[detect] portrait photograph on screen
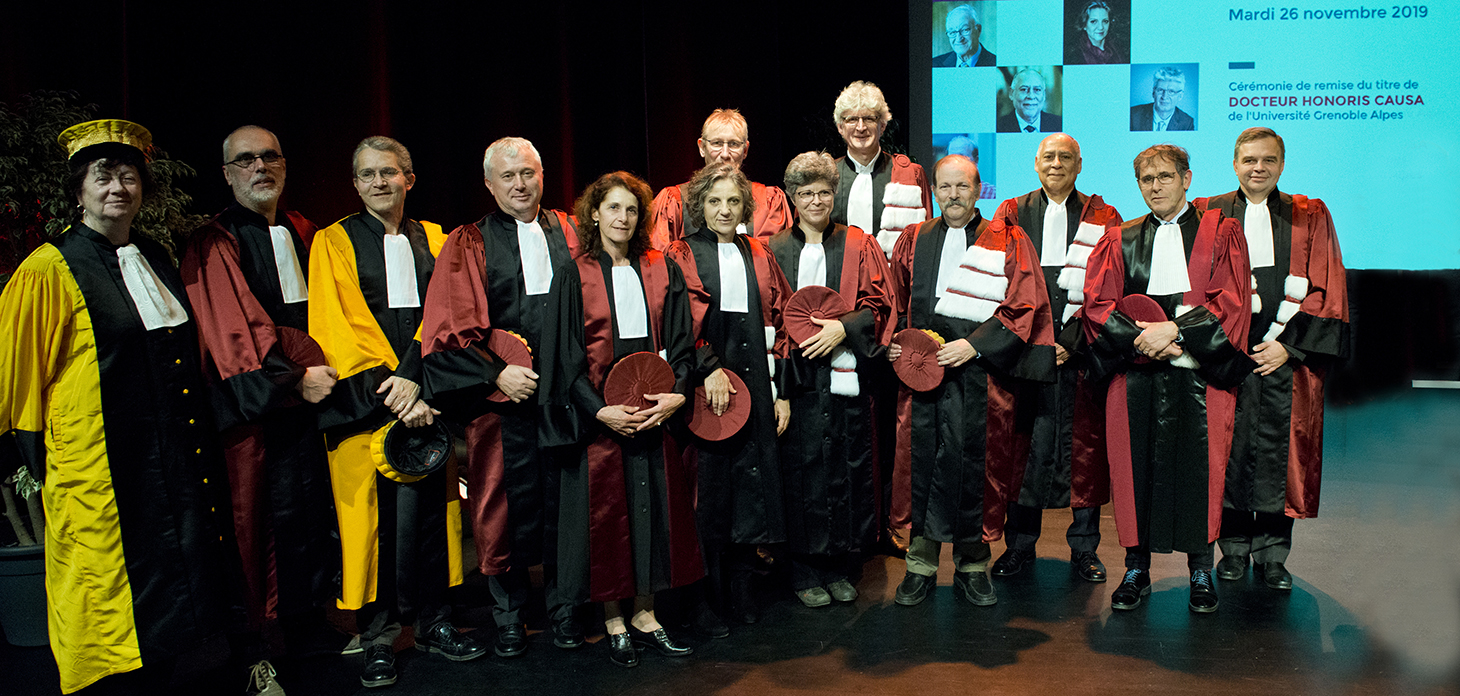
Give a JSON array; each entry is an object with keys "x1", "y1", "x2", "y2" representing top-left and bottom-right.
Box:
[
  {"x1": 933, "y1": 1, "x2": 999, "y2": 67},
  {"x1": 1064, "y1": 0, "x2": 1130, "y2": 64},
  {"x1": 933, "y1": 132, "x2": 999, "y2": 204},
  {"x1": 1129, "y1": 63, "x2": 1199, "y2": 131},
  {"x1": 996, "y1": 66, "x2": 1063, "y2": 133}
]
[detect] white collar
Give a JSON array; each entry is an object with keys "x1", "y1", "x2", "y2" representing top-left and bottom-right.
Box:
[{"x1": 848, "y1": 150, "x2": 880, "y2": 174}]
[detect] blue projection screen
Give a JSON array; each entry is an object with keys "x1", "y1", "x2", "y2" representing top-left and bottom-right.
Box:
[{"x1": 918, "y1": 0, "x2": 1458, "y2": 269}]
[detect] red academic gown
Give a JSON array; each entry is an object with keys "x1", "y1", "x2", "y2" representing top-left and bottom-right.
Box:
[
  {"x1": 537, "y1": 250, "x2": 705, "y2": 603},
  {"x1": 419, "y1": 209, "x2": 579, "y2": 575},
  {"x1": 1083, "y1": 207, "x2": 1254, "y2": 553},
  {"x1": 994, "y1": 191, "x2": 1121, "y2": 511},
  {"x1": 1196, "y1": 191, "x2": 1348, "y2": 518},
  {"x1": 768, "y1": 224, "x2": 895, "y2": 556},
  {"x1": 888, "y1": 213, "x2": 1056, "y2": 545},
  {"x1": 832, "y1": 152, "x2": 934, "y2": 259},
  {"x1": 180, "y1": 205, "x2": 337, "y2": 629},
  {"x1": 650, "y1": 181, "x2": 793, "y2": 251},
  {"x1": 665, "y1": 229, "x2": 793, "y2": 546}
]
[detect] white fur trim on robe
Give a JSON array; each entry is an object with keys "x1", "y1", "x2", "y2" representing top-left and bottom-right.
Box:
[
  {"x1": 882, "y1": 182, "x2": 925, "y2": 208},
  {"x1": 935, "y1": 245, "x2": 1007, "y2": 323},
  {"x1": 1168, "y1": 304, "x2": 1201, "y2": 370},
  {"x1": 764, "y1": 325, "x2": 779, "y2": 401},
  {"x1": 1262, "y1": 275, "x2": 1310, "y2": 343},
  {"x1": 1250, "y1": 275, "x2": 1262, "y2": 313},
  {"x1": 1057, "y1": 222, "x2": 1105, "y2": 322},
  {"x1": 829, "y1": 346, "x2": 859, "y2": 397}
]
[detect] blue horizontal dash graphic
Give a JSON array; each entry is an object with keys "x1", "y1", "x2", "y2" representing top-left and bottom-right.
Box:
[{"x1": 1229, "y1": 61, "x2": 1255, "y2": 69}]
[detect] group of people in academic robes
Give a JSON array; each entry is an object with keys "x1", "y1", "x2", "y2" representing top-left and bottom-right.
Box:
[{"x1": 0, "y1": 79, "x2": 1347, "y2": 696}]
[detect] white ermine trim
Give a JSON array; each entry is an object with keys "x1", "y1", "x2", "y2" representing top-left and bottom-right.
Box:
[
  {"x1": 876, "y1": 230, "x2": 901, "y2": 257},
  {"x1": 1284, "y1": 275, "x2": 1310, "y2": 301},
  {"x1": 948, "y1": 267, "x2": 1008, "y2": 303},
  {"x1": 963, "y1": 245, "x2": 1006, "y2": 275},
  {"x1": 764, "y1": 325, "x2": 779, "y2": 400},
  {"x1": 1073, "y1": 221, "x2": 1105, "y2": 246},
  {"x1": 882, "y1": 182, "x2": 925, "y2": 208},
  {"x1": 1057, "y1": 266, "x2": 1085, "y2": 291},
  {"x1": 829, "y1": 346, "x2": 859, "y2": 397},
  {"x1": 880, "y1": 206, "x2": 928, "y2": 231},
  {"x1": 1062, "y1": 303, "x2": 1080, "y2": 324},
  {"x1": 1063, "y1": 243, "x2": 1094, "y2": 270},
  {"x1": 1274, "y1": 299, "x2": 1301, "y2": 325},
  {"x1": 1066, "y1": 285, "x2": 1084, "y2": 303},
  {"x1": 763, "y1": 326, "x2": 777, "y2": 352},
  {"x1": 1170, "y1": 352, "x2": 1201, "y2": 370},
  {"x1": 1175, "y1": 304, "x2": 1196, "y2": 317},
  {"x1": 1262, "y1": 322, "x2": 1285, "y2": 344},
  {"x1": 1250, "y1": 275, "x2": 1261, "y2": 313},
  {"x1": 935, "y1": 292, "x2": 1000, "y2": 323}
]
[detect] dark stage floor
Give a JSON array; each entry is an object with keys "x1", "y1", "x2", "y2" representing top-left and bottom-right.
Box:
[{"x1": 5, "y1": 390, "x2": 1458, "y2": 695}]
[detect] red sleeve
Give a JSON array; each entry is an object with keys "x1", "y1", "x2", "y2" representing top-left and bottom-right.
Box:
[
  {"x1": 1299, "y1": 199, "x2": 1347, "y2": 322},
  {"x1": 996, "y1": 225, "x2": 1055, "y2": 347},
  {"x1": 1081, "y1": 226, "x2": 1127, "y2": 344},
  {"x1": 887, "y1": 223, "x2": 920, "y2": 331},
  {"x1": 650, "y1": 186, "x2": 683, "y2": 251},
  {"x1": 854, "y1": 230, "x2": 896, "y2": 346},
  {"x1": 993, "y1": 197, "x2": 1019, "y2": 228},
  {"x1": 181, "y1": 223, "x2": 279, "y2": 378},
  {"x1": 664, "y1": 240, "x2": 708, "y2": 339},
  {"x1": 755, "y1": 184, "x2": 794, "y2": 240},
  {"x1": 420, "y1": 224, "x2": 493, "y2": 356}
]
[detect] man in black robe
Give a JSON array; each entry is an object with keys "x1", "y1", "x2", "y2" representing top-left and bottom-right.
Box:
[
  {"x1": 991, "y1": 133, "x2": 1122, "y2": 583},
  {"x1": 420, "y1": 137, "x2": 583, "y2": 656}
]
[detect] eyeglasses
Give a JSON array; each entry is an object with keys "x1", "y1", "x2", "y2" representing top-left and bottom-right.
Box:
[
  {"x1": 795, "y1": 190, "x2": 834, "y2": 203},
  {"x1": 841, "y1": 115, "x2": 881, "y2": 127},
  {"x1": 703, "y1": 139, "x2": 746, "y2": 152},
  {"x1": 355, "y1": 167, "x2": 405, "y2": 183},
  {"x1": 225, "y1": 151, "x2": 284, "y2": 168},
  {"x1": 1154, "y1": 88, "x2": 1184, "y2": 98},
  {"x1": 946, "y1": 27, "x2": 973, "y2": 39},
  {"x1": 1137, "y1": 171, "x2": 1180, "y2": 187}
]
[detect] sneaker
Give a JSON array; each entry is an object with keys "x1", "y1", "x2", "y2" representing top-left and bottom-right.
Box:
[
  {"x1": 796, "y1": 587, "x2": 832, "y2": 608},
  {"x1": 246, "y1": 659, "x2": 285, "y2": 696}
]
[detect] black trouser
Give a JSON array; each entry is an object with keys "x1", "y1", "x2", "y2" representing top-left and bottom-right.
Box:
[
  {"x1": 1218, "y1": 509, "x2": 1295, "y2": 564},
  {"x1": 357, "y1": 599, "x2": 451, "y2": 648},
  {"x1": 1004, "y1": 503, "x2": 1101, "y2": 554},
  {"x1": 789, "y1": 552, "x2": 853, "y2": 591},
  {"x1": 1124, "y1": 542, "x2": 1214, "y2": 572},
  {"x1": 73, "y1": 658, "x2": 176, "y2": 695},
  {"x1": 487, "y1": 564, "x2": 574, "y2": 627}
]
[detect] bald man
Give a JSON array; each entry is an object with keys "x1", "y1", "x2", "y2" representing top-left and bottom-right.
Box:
[{"x1": 991, "y1": 134, "x2": 1123, "y2": 583}]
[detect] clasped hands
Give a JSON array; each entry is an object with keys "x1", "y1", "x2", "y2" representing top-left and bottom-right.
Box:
[
  {"x1": 377, "y1": 375, "x2": 439, "y2": 428},
  {"x1": 597, "y1": 392, "x2": 687, "y2": 437},
  {"x1": 1133, "y1": 320, "x2": 1184, "y2": 361}
]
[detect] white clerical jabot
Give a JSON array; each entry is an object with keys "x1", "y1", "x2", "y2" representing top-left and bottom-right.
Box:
[
  {"x1": 269, "y1": 225, "x2": 308, "y2": 304},
  {"x1": 718, "y1": 243, "x2": 749, "y2": 313},
  {"x1": 382, "y1": 233, "x2": 420, "y2": 308},
  {"x1": 610, "y1": 265, "x2": 649, "y2": 339},
  {"x1": 847, "y1": 151, "x2": 878, "y2": 235},
  {"x1": 517, "y1": 217, "x2": 553, "y2": 296},
  {"x1": 797, "y1": 241, "x2": 827, "y2": 290},
  {"x1": 1041, "y1": 196, "x2": 1068, "y2": 267},
  {"x1": 117, "y1": 244, "x2": 188, "y2": 330},
  {"x1": 1146, "y1": 205, "x2": 1192, "y2": 296},
  {"x1": 1244, "y1": 197, "x2": 1276, "y2": 269},
  {"x1": 934, "y1": 225, "x2": 967, "y2": 302}
]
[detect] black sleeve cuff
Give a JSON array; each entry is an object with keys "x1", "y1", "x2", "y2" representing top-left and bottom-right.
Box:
[
  {"x1": 422, "y1": 345, "x2": 504, "y2": 407},
  {"x1": 694, "y1": 343, "x2": 723, "y2": 381},
  {"x1": 1087, "y1": 310, "x2": 1142, "y2": 383},
  {"x1": 1175, "y1": 307, "x2": 1256, "y2": 389},
  {"x1": 393, "y1": 340, "x2": 424, "y2": 385},
  {"x1": 839, "y1": 308, "x2": 882, "y2": 359},
  {"x1": 212, "y1": 345, "x2": 306, "y2": 430},
  {"x1": 318, "y1": 364, "x2": 392, "y2": 435},
  {"x1": 969, "y1": 319, "x2": 1031, "y2": 378},
  {"x1": 1280, "y1": 312, "x2": 1349, "y2": 362}
]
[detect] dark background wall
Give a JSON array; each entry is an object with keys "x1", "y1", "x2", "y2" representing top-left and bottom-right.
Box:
[{"x1": 2, "y1": 1, "x2": 1456, "y2": 396}]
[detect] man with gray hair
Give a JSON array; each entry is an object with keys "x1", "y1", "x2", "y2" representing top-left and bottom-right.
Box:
[
  {"x1": 649, "y1": 108, "x2": 793, "y2": 249},
  {"x1": 420, "y1": 136, "x2": 584, "y2": 658},
  {"x1": 181, "y1": 125, "x2": 341, "y2": 693},
  {"x1": 997, "y1": 68, "x2": 1061, "y2": 133},
  {"x1": 1130, "y1": 67, "x2": 1195, "y2": 131},
  {"x1": 934, "y1": 3, "x2": 996, "y2": 67},
  {"x1": 831, "y1": 80, "x2": 931, "y2": 258}
]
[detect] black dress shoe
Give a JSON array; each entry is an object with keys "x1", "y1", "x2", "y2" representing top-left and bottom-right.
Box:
[
  {"x1": 1071, "y1": 551, "x2": 1107, "y2": 583},
  {"x1": 551, "y1": 616, "x2": 585, "y2": 649},
  {"x1": 1110, "y1": 569, "x2": 1151, "y2": 610},
  {"x1": 1189, "y1": 569, "x2": 1220, "y2": 613},
  {"x1": 607, "y1": 632, "x2": 638, "y2": 668},
  {"x1": 1259, "y1": 562, "x2": 1293, "y2": 591},
  {"x1": 494, "y1": 623, "x2": 527, "y2": 658},
  {"x1": 686, "y1": 602, "x2": 730, "y2": 639},
  {"x1": 991, "y1": 548, "x2": 1034, "y2": 577},
  {"x1": 893, "y1": 571, "x2": 934, "y2": 606},
  {"x1": 415, "y1": 621, "x2": 488, "y2": 661},
  {"x1": 1216, "y1": 554, "x2": 1248, "y2": 581},
  {"x1": 728, "y1": 576, "x2": 758, "y2": 624},
  {"x1": 360, "y1": 644, "x2": 397, "y2": 688},
  {"x1": 631, "y1": 627, "x2": 694, "y2": 657},
  {"x1": 953, "y1": 570, "x2": 997, "y2": 606}
]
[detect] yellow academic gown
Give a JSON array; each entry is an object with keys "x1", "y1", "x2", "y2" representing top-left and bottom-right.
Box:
[
  {"x1": 0, "y1": 226, "x2": 228, "y2": 693},
  {"x1": 307, "y1": 212, "x2": 462, "y2": 610}
]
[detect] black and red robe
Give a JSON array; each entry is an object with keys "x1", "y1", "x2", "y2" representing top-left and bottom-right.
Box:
[
  {"x1": 1083, "y1": 207, "x2": 1254, "y2": 554},
  {"x1": 665, "y1": 229, "x2": 793, "y2": 547},
  {"x1": 419, "y1": 209, "x2": 579, "y2": 575},
  {"x1": 537, "y1": 250, "x2": 704, "y2": 603},
  {"x1": 888, "y1": 213, "x2": 1056, "y2": 546},
  {"x1": 994, "y1": 190, "x2": 1122, "y2": 513},
  {"x1": 1196, "y1": 191, "x2": 1348, "y2": 519},
  {"x1": 180, "y1": 204, "x2": 337, "y2": 629},
  {"x1": 768, "y1": 224, "x2": 893, "y2": 557}
]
